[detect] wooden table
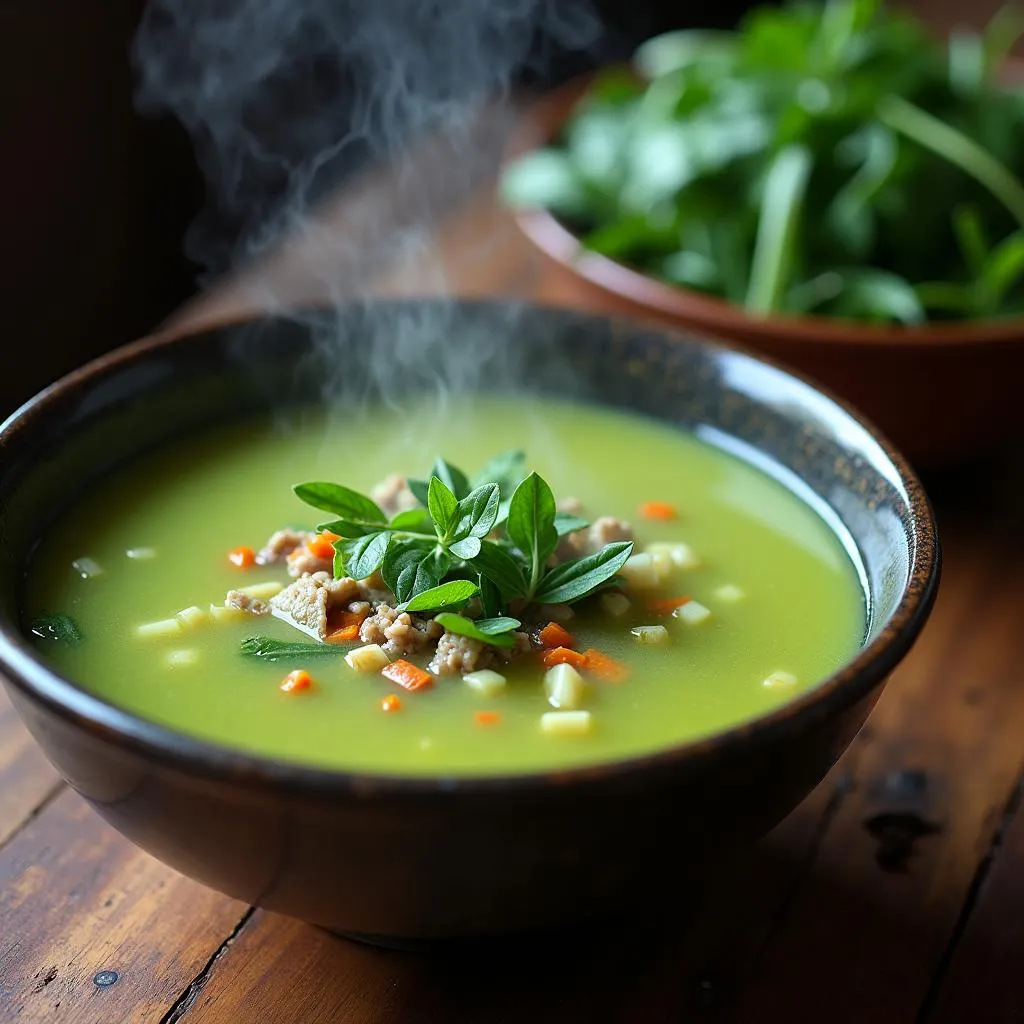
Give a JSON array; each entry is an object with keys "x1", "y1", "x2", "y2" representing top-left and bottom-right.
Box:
[{"x1": 4, "y1": 91, "x2": 1024, "y2": 1024}]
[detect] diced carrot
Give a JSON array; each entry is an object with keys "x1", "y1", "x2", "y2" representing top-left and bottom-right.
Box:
[
  {"x1": 582, "y1": 648, "x2": 630, "y2": 683},
  {"x1": 382, "y1": 659, "x2": 434, "y2": 692},
  {"x1": 538, "y1": 621, "x2": 576, "y2": 649},
  {"x1": 381, "y1": 694, "x2": 402, "y2": 713},
  {"x1": 307, "y1": 530, "x2": 342, "y2": 561},
  {"x1": 326, "y1": 623, "x2": 361, "y2": 644},
  {"x1": 228, "y1": 545, "x2": 256, "y2": 569},
  {"x1": 280, "y1": 669, "x2": 314, "y2": 694},
  {"x1": 648, "y1": 596, "x2": 692, "y2": 616},
  {"x1": 474, "y1": 710, "x2": 501, "y2": 726},
  {"x1": 639, "y1": 501, "x2": 678, "y2": 521},
  {"x1": 542, "y1": 646, "x2": 589, "y2": 670}
]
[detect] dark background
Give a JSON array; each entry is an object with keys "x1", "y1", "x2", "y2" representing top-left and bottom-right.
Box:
[{"x1": 0, "y1": 0, "x2": 989, "y2": 416}]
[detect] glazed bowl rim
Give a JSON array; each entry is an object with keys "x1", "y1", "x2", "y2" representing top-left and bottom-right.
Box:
[
  {"x1": 507, "y1": 70, "x2": 1024, "y2": 350},
  {"x1": 0, "y1": 300, "x2": 940, "y2": 797}
]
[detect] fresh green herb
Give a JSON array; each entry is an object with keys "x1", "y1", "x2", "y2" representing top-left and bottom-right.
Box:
[
  {"x1": 240, "y1": 636, "x2": 351, "y2": 660},
  {"x1": 292, "y1": 452, "x2": 634, "y2": 632},
  {"x1": 434, "y1": 613, "x2": 522, "y2": 647},
  {"x1": 30, "y1": 613, "x2": 83, "y2": 645},
  {"x1": 501, "y1": 0, "x2": 1024, "y2": 323}
]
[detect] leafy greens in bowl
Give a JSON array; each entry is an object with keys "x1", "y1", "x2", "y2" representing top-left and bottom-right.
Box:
[{"x1": 502, "y1": 0, "x2": 1024, "y2": 326}]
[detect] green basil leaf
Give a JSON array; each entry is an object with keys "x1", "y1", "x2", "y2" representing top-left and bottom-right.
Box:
[
  {"x1": 389, "y1": 508, "x2": 433, "y2": 532},
  {"x1": 472, "y1": 450, "x2": 527, "y2": 497},
  {"x1": 382, "y1": 539, "x2": 447, "y2": 604},
  {"x1": 434, "y1": 612, "x2": 517, "y2": 648},
  {"x1": 293, "y1": 482, "x2": 386, "y2": 525},
  {"x1": 469, "y1": 540, "x2": 528, "y2": 600},
  {"x1": 403, "y1": 580, "x2": 479, "y2": 614},
  {"x1": 317, "y1": 518, "x2": 379, "y2": 539},
  {"x1": 507, "y1": 473, "x2": 559, "y2": 586},
  {"x1": 433, "y1": 458, "x2": 470, "y2": 500},
  {"x1": 241, "y1": 636, "x2": 348, "y2": 660},
  {"x1": 333, "y1": 540, "x2": 346, "y2": 579},
  {"x1": 534, "y1": 541, "x2": 634, "y2": 605},
  {"x1": 554, "y1": 513, "x2": 590, "y2": 537},
  {"x1": 30, "y1": 612, "x2": 82, "y2": 645},
  {"x1": 407, "y1": 478, "x2": 430, "y2": 507},
  {"x1": 427, "y1": 476, "x2": 458, "y2": 537},
  {"x1": 449, "y1": 536, "x2": 482, "y2": 560},
  {"x1": 479, "y1": 576, "x2": 503, "y2": 618},
  {"x1": 452, "y1": 483, "x2": 501, "y2": 541},
  {"x1": 340, "y1": 532, "x2": 390, "y2": 580}
]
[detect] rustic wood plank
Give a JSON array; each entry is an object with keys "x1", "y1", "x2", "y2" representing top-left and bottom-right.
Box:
[
  {"x1": 0, "y1": 788, "x2": 247, "y2": 1022},
  {"x1": 0, "y1": 686, "x2": 62, "y2": 848}
]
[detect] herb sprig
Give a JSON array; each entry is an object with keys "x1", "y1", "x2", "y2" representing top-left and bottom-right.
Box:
[{"x1": 293, "y1": 453, "x2": 633, "y2": 644}]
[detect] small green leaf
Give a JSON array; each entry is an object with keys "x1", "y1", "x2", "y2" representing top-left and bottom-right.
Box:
[
  {"x1": 451, "y1": 484, "x2": 501, "y2": 542},
  {"x1": 389, "y1": 508, "x2": 433, "y2": 532},
  {"x1": 427, "y1": 476, "x2": 458, "y2": 538},
  {"x1": 554, "y1": 513, "x2": 590, "y2": 537},
  {"x1": 30, "y1": 613, "x2": 82, "y2": 645},
  {"x1": 450, "y1": 536, "x2": 482, "y2": 560},
  {"x1": 293, "y1": 483, "x2": 386, "y2": 525},
  {"x1": 433, "y1": 458, "x2": 470, "y2": 500},
  {"x1": 407, "y1": 479, "x2": 430, "y2": 507},
  {"x1": 317, "y1": 518, "x2": 380, "y2": 539},
  {"x1": 340, "y1": 532, "x2": 391, "y2": 580},
  {"x1": 382, "y1": 540, "x2": 447, "y2": 604},
  {"x1": 472, "y1": 450, "x2": 526, "y2": 497},
  {"x1": 241, "y1": 636, "x2": 348, "y2": 660},
  {"x1": 507, "y1": 473, "x2": 559, "y2": 591},
  {"x1": 534, "y1": 542, "x2": 634, "y2": 605},
  {"x1": 479, "y1": 576, "x2": 503, "y2": 618},
  {"x1": 469, "y1": 540, "x2": 529, "y2": 600},
  {"x1": 403, "y1": 580, "x2": 480, "y2": 614},
  {"x1": 434, "y1": 613, "x2": 518, "y2": 647}
]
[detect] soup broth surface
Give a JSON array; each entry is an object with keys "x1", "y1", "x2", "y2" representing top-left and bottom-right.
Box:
[{"x1": 25, "y1": 396, "x2": 865, "y2": 774}]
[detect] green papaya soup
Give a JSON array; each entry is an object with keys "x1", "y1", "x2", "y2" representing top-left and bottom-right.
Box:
[{"x1": 24, "y1": 395, "x2": 865, "y2": 775}]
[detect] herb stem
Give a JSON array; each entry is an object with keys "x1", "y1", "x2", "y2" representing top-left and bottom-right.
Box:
[{"x1": 877, "y1": 93, "x2": 1024, "y2": 230}]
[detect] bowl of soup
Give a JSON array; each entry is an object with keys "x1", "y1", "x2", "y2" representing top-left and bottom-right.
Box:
[{"x1": 0, "y1": 300, "x2": 938, "y2": 941}]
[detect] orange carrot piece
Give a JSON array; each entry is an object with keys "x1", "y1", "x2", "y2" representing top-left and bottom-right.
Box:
[
  {"x1": 648, "y1": 596, "x2": 692, "y2": 616},
  {"x1": 542, "y1": 646, "x2": 589, "y2": 670},
  {"x1": 474, "y1": 710, "x2": 501, "y2": 726},
  {"x1": 538, "y1": 621, "x2": 576, "y2": 649},
  {"x1": 382, "y1": 659, "x2": 434, "y2": 692},
  {"x1": 325, "y1": 608, "x2": 368, "y2": 644},
  {"x1": 639, "y1": 501, "x2": 678, "y2": 521},
  {"x1": 279, "y1": 669, "x2": 315, "y2": 694},
  {"x1": 228, "y1": 545, "x2": 256, "y2": 569},
  {"x1": 381, "y1": 694, "x2": 402, "y2": 713},
  {"x1": 582, "y1": 648, "x2": 630, "y2": 683},
  {"x1": 326, "y1": 623, "x2": 361, "y2": 644},
  {"x1": 307, "y1": 530, "x2": 342, "y2": 561}
]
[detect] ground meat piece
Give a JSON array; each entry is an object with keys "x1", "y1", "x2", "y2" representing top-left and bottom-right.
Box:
[
  {"x1": 428, "y1": 632, "x2": 496, "y2": 676},
  {"x1": 557, "y1": 496, "x2": 583, "y2": 514},
  {"x1": 587, "y1": 516, "x2": 634, "y2": 550},
  {"x1": 359, "y1": 604, "x2": 443, "y2": 657},
  {"x1": 269, "y1": 572, "x2": 368, "y2": 639},
  {"x1": 372, "y1": 474, "x2": 419, "y2": 517},
  {"x1": 348, "y1": 600, "x2": 372, "y2": 617},
  {"x1": 225, "y1": 590, "x2": 272, "y2": 616},
  {"x1": 286, "y1": 545, "x2": 333, "y2": 578},
  {"x1": 256, "y1": 529, "x2": 314, "y2": 566}
]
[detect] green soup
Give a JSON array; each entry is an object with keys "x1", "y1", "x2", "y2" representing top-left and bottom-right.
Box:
[{"x1": 24, "y1": 396, "x2": 865, "y2": 775}]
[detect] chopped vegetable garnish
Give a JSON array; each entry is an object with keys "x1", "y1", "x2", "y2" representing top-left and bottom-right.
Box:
[
  {"x1": 325, "y1": 624, "x2": 361, "y2": 644},
  {"x1": 582, "y1": 648, "x2": 630, "y2": 683},
  {"x1": 381, "y1": 694, "x2": 402, "y2": 712},
  {"x1": 344, "y1": 644, "x2": 391, "y2": 672},
  {"x1": 619, "y1": 553, "x2": 661, "y2": 589},
  {"x1": 176, "y1": 605, "x2": 209, "y2": 629},
  {"x1": 136, "y1": 617, "x2": 183, "y2": 639},
  {"x1": 674, "y1": 600, "x2": 712, "y2": 626},
  {"x1": 474, "y1": 710, "x2": 502, "y2": 726},
  {"x1": 307, "y1": 530, "x2": 342, "y2": 561},
  {"x1": 648, "y1": 596, "x2": 692, "y2": 616},
  {"x1": 538, "y1": 621, "x2": 576, "y2": 649},
  {"x1": 601, "y1": 592, "x2": 631, "y2": 618},
  {"x1": 646, "y1": 542, "x2": 700, "y2": 570},
  {"x1": 541, "y1": 646, "x2": 588, "y2": 670},
  {"x1": 639, "y1": 501, "x2": 678, "y2": 521},
  {"x1": 236, "y1": 581, "x2": 284, "y2": 599},
  {"x1": 242, "y1": 636, "x2": 349, "y2": 660},
  {"x1": 325, "y1": 608, "x2": 368, "y2": 644},
  {"x1": 228, "y1": 546, "x2": 256, "y2": 569},
  {"x1": 463, "y1": 669, "x2": 507, "y2": 696},
  {"x1": 631, "y1": 625, "x2": 670, "y2": 645},
  {"x1": 540, "y1": 710, "x2": 593, "y2": 736},
  {"x1": 210, "y1": 603, "x2": 246, "y2": 622},
  {"x1": 165, "y1": 649, "x2": 199, "y2": 668},
  {"x1": 763, "y1": 670, "x2": 798, "y2": 689},
  {"x1": 280, "y1": 669, "x2": 314, "y2": 694},
  {"x1": 72, "y1": 557, "x2": 104, "y2": 580},
  {"x1": 381, "y1": 659, "x2": 433, "y2": 692},
  {"x1": 545, "y1": 662, "x2": 586, "y2": 709}
]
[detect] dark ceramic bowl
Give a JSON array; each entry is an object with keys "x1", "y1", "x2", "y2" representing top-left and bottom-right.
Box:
[{"x1": 0, "y1": 301, "x2": 938, "y2": 942}]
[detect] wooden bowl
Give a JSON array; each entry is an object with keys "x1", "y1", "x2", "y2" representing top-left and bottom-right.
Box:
[
  {"x1": 509, "y1": 75, "x2": 1024, "y2": 467},
  {"x1": 0, "y1": 301, "x2": 938, "y2": 942}
]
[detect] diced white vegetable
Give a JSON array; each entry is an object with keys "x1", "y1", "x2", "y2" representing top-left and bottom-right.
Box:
[
  {"x1": 645, "y1": 542, "x2": 700, "y2": 570},
  {"x1": 619, "y1": 553, "x2": 661, "y2": 590},
  {"x1": 649, "y1": 550, "x2": 675, "y2": 580},
  {"x1": 237, "y1": 581, "x2": 284, "y2": 599},
  {"x1": 176, "y1": 605, "x2": 209, "y2": 629},
  {"x1": 72, "y1": 557, "x2": 104, "y2": 579},
  {"x1": 135, "y1": 618, "x2": 182, "y2": 639},
  {"x1": 209, "y1": 602, "x2": 246, "y2": 622},
  {"x1": 601, "y1": 592, "x2": 631, "y2": 618},
  {"x1": 541, "y1": 710, "x2": 593, "y2": 736},
  {"x1": 345, "y1": 644, "x2": 390, "y2": 673},
  {"x1": 539, "y1": 603, "x2": 575, "y2": 622},
  {"x1": 164, "y1": 649, "x2": 199, "y2": 668},
  {"x1": 464, "y1": 670, "x2": 507, "y2": 697},
  {"x1": 674, "y1": 600, "x2": 712, "y2": 626},
  {"x1": 126, "y1": 547, "x2": 157, "y2": 560},
  {"x1": 763, "y1": 670, "x2": 798, "y2": 689},
  {"x1": 714, "y1": 584, "x2": 746, "y2": 603},
  {"x1": 544, "y1": 663, "x2": 586, "y2": 709},
  {"x1": 631, "y1": 624, "x2": 670, "y2": 645}
]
